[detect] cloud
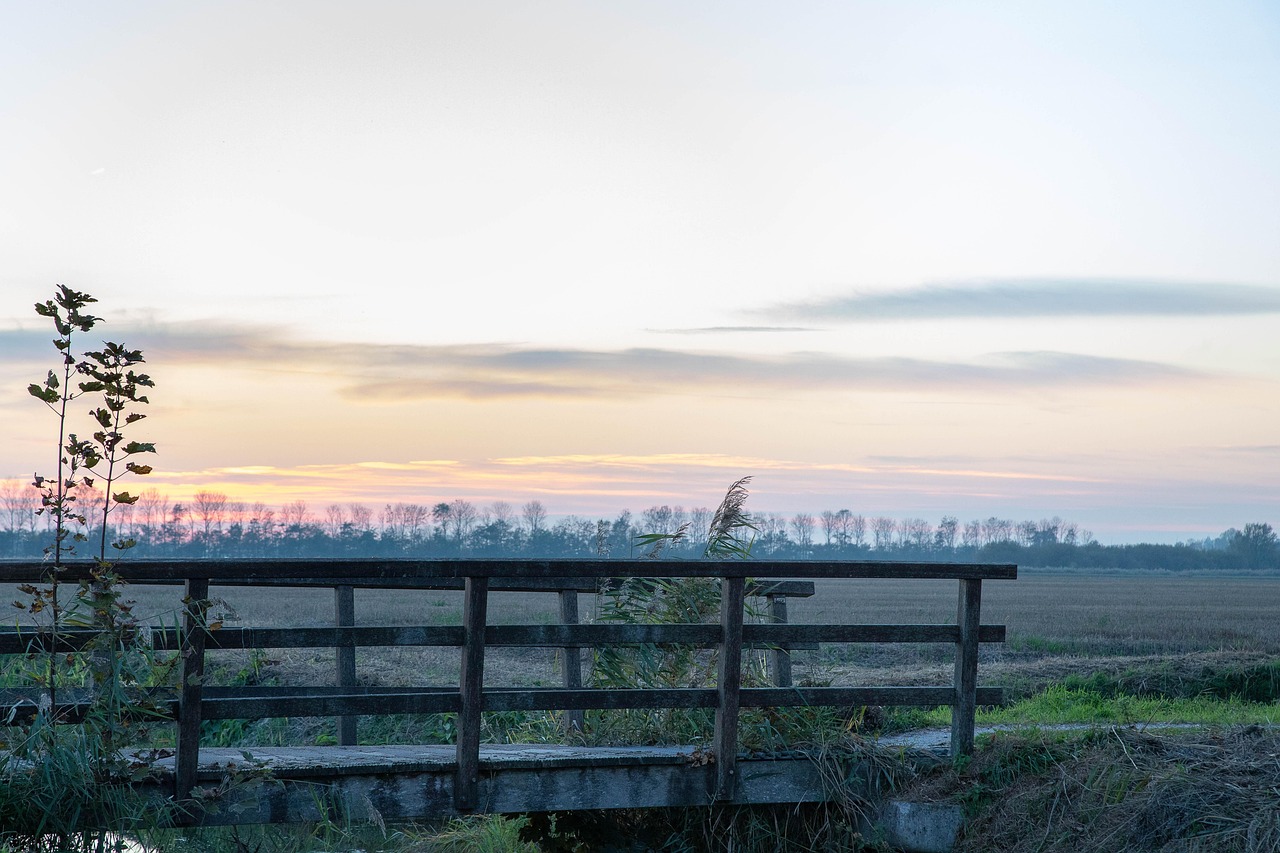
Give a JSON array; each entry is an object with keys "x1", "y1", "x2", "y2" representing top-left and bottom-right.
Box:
[
  {"x1": 0, "y1": 319, "x2": 1206, "y2": 402},
  {"x1": 649, "y1": 325, "x2": 820, "y2": 334},
  {"x1": 767, "y1": 278, "x2": 1280, "y2": 322}
]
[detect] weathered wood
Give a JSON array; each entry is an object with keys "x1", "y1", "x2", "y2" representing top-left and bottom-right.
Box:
[
  {"x1": 0, "y1": 683, "x2": 1004, "y2": 723},
  {"x1": 714, "y1": 576, "x2": 746, "y2": 800},
  {"x1": 557, "y1": 589, "x2": 585, "y2": 733},
  {"x1": 766, "y1": 595, "x2": 793, "y2": 688},
  {"x1": 952, "y1": 578, "x2": 982, "y2": 758},
  {"x1": 0, "y1": 622, "x2": 1003, "y2": 655},
  {"x1": 176, "y1": 577, "x2": 210, "y2": 802},
  {"x1": 0, "y1": 558, "x2": 1018, "y2": 583},
  {"x1": 130, "y1": 745, "x2": 844, "y2": 825},
  {"x1": 741, "y1": 624, "x2": 1006, "y2": 644},
  {"x1": 456, "y1": 576, "x2": 488, "y2": 810},
  {"x1": 334, "y1": 585, "x2": 357, "y2": 746},
  {"x1": 742, "y1": 685, "x2": 1004, "y2": 708}
]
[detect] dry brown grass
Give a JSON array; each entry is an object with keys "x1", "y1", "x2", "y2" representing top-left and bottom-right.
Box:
[{"x1": 904, "y1": 725, "x2": 1280, "y2": 853}]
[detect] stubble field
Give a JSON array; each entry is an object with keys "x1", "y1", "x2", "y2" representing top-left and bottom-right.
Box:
[{"x1": 96, "y1": 568, "x2": 1280, "y2": 705}]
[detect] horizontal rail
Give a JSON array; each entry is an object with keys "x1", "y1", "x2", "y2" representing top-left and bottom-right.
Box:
[
  {"x1": 0, "y1": 685, "x2": 1006, "y2": 722},
  {"x1": 0, "y1": 623, "x2": 1005, "y2": 653},
  {"x1": 0, "y1": 558, "x2": 1017, "y2": 583}
]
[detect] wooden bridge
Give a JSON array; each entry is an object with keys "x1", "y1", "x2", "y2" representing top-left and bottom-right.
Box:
[{"x1": 0, "y1": 558, "x2": 1015, "y2": 826}]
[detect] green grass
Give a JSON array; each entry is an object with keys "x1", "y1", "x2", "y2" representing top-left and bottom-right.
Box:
[{"x1": 919, "y1": 685, "x2": 1280, "y2": 728}]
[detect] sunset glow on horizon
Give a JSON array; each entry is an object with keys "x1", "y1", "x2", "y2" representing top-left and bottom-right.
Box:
[{"x1": 2, "y1": 2, "x2": 1278, "y2": 543}]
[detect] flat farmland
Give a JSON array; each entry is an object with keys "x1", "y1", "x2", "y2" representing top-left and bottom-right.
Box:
[
  {"x1": 10, "y1": 569, "x2": 1277, "y2": 696},
  {"x1": 795, "y1": 570, "x2": 1280, "y2": 655}
]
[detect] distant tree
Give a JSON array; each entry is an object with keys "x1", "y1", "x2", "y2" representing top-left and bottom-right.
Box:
[
  {"x1": 431, "y1": 502, "x2": 453, "y2": 538},
  {"x1": 687, "y1": 506, "x2": 713, "y2": 545},
  {"x1": 324, "y1": 504, "x2": 346, "y2": 538},
  {"x1": 934, "y1": 516, "x2": 959, "y2": 551},
  {"x1": 522, "y1": 500, "x2": 547, "y2": 535},
  {"x1": 490, "y1": 500, "x2": 515, "y2": 526},
  {"x1": 982, "y1": 517, "x2": 1013, "y2": 545},
  {"x1": 1014, "y1": 520, "x2": 1037, "y2": 547},
  {"x1": 848, "y1": 512, "x2": 866, "y2": 548},
  {"x1": 193, "y1": 490, "x2": 229, "y2": 539},
  {"x1": 900, "y1": 518, "x2": 932, "y2": 550},
  {"x1": 348, "y1": 502, "x2": 373, "y2": 534},
  {"x1": 871, "y1": 517, "x2": 896, "y2": 550},
  {"x1": 790, "y1": 513, "x2": 815, "y2": 553},
  {"x1": 281, "y1": 499, "x2": 310, "y2": 531},
  {"x1": 961, "y1": 519, "x2": 981, "y2": 549},
  {"x1": 819, "y1": 510, "x2": 838, "y2": 546},
  {"x1": 450, "y1": 499, "x2": 478, "y2": 543},
  {"x1": 640, "y1": 505, "x2": 686, "y2": 535},
  {"x1": 1229, "y1": 522, "x2": 1279, "y2": 568}
]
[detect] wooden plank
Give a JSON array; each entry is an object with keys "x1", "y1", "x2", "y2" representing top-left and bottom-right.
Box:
[
  {"x1": 742, "y1": 685, "x2": 1004, "y2": 708},
  {"x1": 1, "y1": 683, "x2": 1002, "y2": 723},
  {"x1": 952, "y1": 578, "x2": 982, "y2": 758},
  {"x1": 0, "y1": 558, "x2": 1018, "y2": 583},
  {"x1": 176, "y1": 577, "x2": 210, "y2": 802},
  {"x1": 714, "y1": 576, "x2": 746, "y2": 801},
  {"x1": 143, "y1": 625, "x2": 464, "y2": 650},
  {"x1": 334, "y1": 585, "x2": 357, "y2": 746},
  {"x1": 130, "y1": 749, "x2": 836, "y2": 826},
  {"x1": 766, "y1": 595, "x2": 792, "y2": 688},
  {"x1": 455, "y1": 576, "x2": 488, "y2": 810},
  {"x1": 0, "y1": 622, "x2": 1003, "y2": 654},
  {"x1": 200, "y1": 690, "x2": 460, "y2": 719},
  {"x1": 741, "y1": 624, "x2": 1006, "y2": 644},
  {"x1": 557, "y1": 589, "x2": 585, "y2": 733}
]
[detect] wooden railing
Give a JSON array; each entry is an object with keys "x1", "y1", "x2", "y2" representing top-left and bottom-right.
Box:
[{"x1": 0, "y1": 558, "x2": 1015, "y2": 808}]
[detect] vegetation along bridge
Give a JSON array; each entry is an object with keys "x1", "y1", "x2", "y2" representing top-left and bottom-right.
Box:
[{"x1": 0, "y1": 558, "x2": 1016, "y2": 826}]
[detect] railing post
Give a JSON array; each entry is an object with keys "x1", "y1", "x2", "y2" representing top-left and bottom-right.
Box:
[
  {"x1": 176, "y1": 577, "x2": 210, "y2": 802},
  {"x1": 455, "y1": 575, "x2": 489, "y2": 810},
  {"x1": 557, "y1": 588, "x2": 585, "y2": 733},
  {"x1": 713, "y1": 575, "x2": 746, "y2": 801},
  {"x1": 766, "y1": 594, "x2": 793, "y2": 688},
  {"x1": 334, "y1": 584, "x2": 357, "y2": 746},
  {"x1": 952, "y1": 578, "x2": 982, "y2": 759}
]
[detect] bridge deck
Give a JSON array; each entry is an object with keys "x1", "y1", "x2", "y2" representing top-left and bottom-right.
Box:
[{"x1": 134, "y1": 743, "x2": 857, "y2": 826}]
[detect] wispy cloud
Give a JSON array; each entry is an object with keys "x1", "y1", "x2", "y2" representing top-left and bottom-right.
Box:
[
  {"x1": 0, "y1": 319, "x2": 1207, "y2": 402},
  {"x1": 767, "y1": 278, "x2": 1280, "y2": 322},
  {"x1": 649, "y1": 325, "x2": 819, "y2": 334}
]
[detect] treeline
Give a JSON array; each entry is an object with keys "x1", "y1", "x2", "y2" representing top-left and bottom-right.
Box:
[{"x1": 1, "y1": 484, "x2": 1277, "y2": 571}]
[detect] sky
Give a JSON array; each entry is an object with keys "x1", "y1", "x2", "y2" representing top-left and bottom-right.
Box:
[{"x1": 2, "y1": 1, "x2": 1278, "y2": 543}]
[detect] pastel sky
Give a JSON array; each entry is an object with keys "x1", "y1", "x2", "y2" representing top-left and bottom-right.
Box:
[{"x1": 2, "y1": 1, "x2": 1278, "y2": 543}]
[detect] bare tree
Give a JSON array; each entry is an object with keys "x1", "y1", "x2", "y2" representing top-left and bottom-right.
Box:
[
  {"x1": 819, "y1": 510, "x2": 838, "y2": 546},
  {"x1": 900, "y1": 518, "x2": 933, "y2": 550},
  {"x1": 962, "y1": 519, "x2": 981, "y2": 549},
  {"x1": 790, "y1": 513, "x2": 816, "y2": 552},
  {"x1": 348, "y1": 502, "x2": 373, "y2": 533},
  {"x1": 871, "y1": 517, "x2": 897, "y2": 550},
  {"x1": 522, "y1": 500, "x2": 547, "y2": 534},
  {"x1": 490, "y1": 501, "x2": 515, "y2": 526},
  {"x1": 193, "y1": 490, "x2": 229, "y2": 538},
  {"x1": 324, "y1": 504, "x2": 346, "y2": 538},
  {"x1": 848, "y1": 512, "x2": 866, "y2": 547},
  {"x1": 1014, "y1": 520, "x2": 1037, "y2": 547},
  {"x1": 451, "y1": 499, "x2": 478, "y2": 542},
  {"x1": 250, "y1": 502, "x2": 276, "y2": 539},
  {"x1": 982, "y1": 517, "x2": 1013, "y2": 545},
  {"x1": 640, "y1": 505, "x2": 681, "y2": 534},
  {"x1": 0, "y1": 479, "x2": 37, "y2": 535},
  {"x1": 281, "y1": 499, "x2": 311, "y2": 532}
]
